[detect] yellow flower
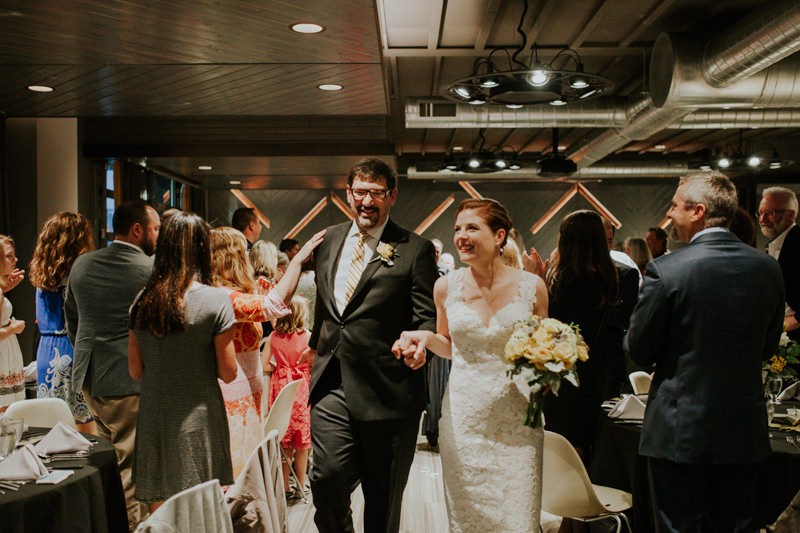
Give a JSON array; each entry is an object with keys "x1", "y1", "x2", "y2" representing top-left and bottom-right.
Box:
[{"x1": 374, "y1": 242, "x2": 398, "y2": 266}]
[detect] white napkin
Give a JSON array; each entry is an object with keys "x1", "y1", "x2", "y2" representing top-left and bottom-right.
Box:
[
  {"x1": 0, "y1": 444, "x2": 48, "y2": 480},
  {"x1": 34, "y1": 422, "x2": 92, "y2": 455},
  {"x1": 608, "y1": 394, "x2": 646, "y2": 420},
  {"x1": 778, "y1": 381, "x2": 800, "y2": 402}
]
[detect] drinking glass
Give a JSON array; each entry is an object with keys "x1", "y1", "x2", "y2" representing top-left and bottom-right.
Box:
[
  {"x1": 767, "y1": 375, "x2": 784, "y2": 404},
  {"x1": 0, "y1": 431, "x2": 14, "y2": 461},
  {"x1": 0, "y1": 416, "x2": 23, "y2": 446}
]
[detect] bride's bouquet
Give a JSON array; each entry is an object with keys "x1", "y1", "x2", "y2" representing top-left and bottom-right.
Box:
[{"x1": 505, "y1": 315, "x2": 589, "y2": 428}]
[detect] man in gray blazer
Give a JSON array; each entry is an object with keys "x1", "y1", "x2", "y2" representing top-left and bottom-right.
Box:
[
  {"x1": 65, "y1": 199, "x2": 160, "y2": 530},
  {"x1": 625, "y1": 172, "x2": 784, "y2": 532}
]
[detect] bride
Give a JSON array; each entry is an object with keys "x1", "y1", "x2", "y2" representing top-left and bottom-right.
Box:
[{"x1": 393, "y1": 198, "x2": 548, "y2": 532}]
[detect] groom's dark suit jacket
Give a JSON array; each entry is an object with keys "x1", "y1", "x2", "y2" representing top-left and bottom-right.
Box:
[
  {"x1": 624, "y1": 231, "x2": 784, "y2": 465},
  {"x1": 308, "y1": 219, "x2": 438, "y2": 421}
]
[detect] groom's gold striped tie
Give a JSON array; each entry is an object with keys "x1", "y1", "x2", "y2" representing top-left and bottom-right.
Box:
[{"x1": 344, "y1": 232, "x2": 369, "y2": 304}]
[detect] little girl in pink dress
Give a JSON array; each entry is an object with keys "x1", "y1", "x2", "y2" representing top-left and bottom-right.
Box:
[{"x1": 265, "y1": 296, "x2": 312, "y2": 500}]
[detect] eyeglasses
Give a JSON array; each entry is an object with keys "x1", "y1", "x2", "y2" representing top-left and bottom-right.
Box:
[
  {"x1": 755, "y1": 209, "x2": 787, "y2": 219},
  {"x1": 349, "y1": 188, "x2": 390, "y2": 200}
]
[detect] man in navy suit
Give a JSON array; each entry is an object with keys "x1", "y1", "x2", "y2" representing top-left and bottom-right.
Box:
[
  {"x1": 758, "y1": 186, "x2": 800, "y2": 342},
  {"x1": 624, "y1": 172, "x2": 785, "y2": 532},
  {"x1": 304, "y1": 158, "x2": 438, "y2": 533}
]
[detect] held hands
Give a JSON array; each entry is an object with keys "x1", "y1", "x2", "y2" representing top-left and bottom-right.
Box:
[{"x1": 391, "y1": 330, "x2": 429, "y2": 371}]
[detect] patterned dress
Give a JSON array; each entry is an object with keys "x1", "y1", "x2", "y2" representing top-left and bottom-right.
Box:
[
  {"x1": 267, "y1": 330, "x2": 311, "y2": 449},
  {"x1": 35, "y1": 287, "x2": 92, "y2": 423},
  {"x1": 219, "y1": 289, "x2": 289, "y2": 477},
  {"x1": 0, "y1": 291, "x2": 24, "y2": 408}
]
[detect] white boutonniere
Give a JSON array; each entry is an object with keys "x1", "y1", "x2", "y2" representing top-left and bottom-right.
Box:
[{"x1": 372, "y1": 242, "x2": 399, "y2": 266}]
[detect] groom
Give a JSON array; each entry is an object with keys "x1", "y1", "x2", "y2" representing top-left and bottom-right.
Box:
[{"x1": 305, "y1": 158, "x2": 438, "y2": 532}]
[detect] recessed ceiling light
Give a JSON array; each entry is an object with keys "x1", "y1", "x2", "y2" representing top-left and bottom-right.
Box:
[
  {"x1": 291, "y1": 23, "x2": 324, "y2": 34},
  {"x1": 197, "y1": 165, "x2": 213, "y2": 170},
  {"x1": 452, "y1": 146, "x2": 464, "y2": 152},
  {"x1": 27, "y1": 85, "x2": 53, "y2": 92},
  {"x1": 229, "y1": 180, "x2": 241, "y2": 185},
  {"x1": 558, "y1": 145, "x2": 567, "y2": 151},
  {"x1": 317, "y1": 83, "x2": 343, "y2": 91},
  {"x1": 654, "y1": 144, "x2": 667, "y2": 150}
]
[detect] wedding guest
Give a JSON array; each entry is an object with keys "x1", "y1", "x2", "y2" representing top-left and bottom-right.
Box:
[
  {"x1": 541, "y1": 210, "x2": 638, "y2": 462},
  {"x1": 279, "y1": 238, "x2": 301, "y2": 260},
  {"x1": 623, "y1": 237, "x2": 652, "y2": 278},
  {"x1": 129, "y1": 212, "x2": 237, "y2": 512},
  {"x1": 266, "y1": 295, "x2": 312, "y2": 501},
  {"x1": 730, "y1": 206, "x2": 757, "y2": 247},
  {"x1": 65, "y1": 199, "x2": 159, "y2": 529},
  {"x1": 250, "y1": 239, "x2": 279, "y2": 294},
  {"x1": 601, "y1": 217, "x2": 641, "y2": 286},
  {"x1": 29, "y1": 212, "x2": 95, "y2": 432},
  {"x1": 0, "y1": 234, "x2": 25, "y2": 411},
  {"x1": 304, "y1": 158, "x2": 438, "y2": 533},
  {"x1": 439, "y1": 252, "x2": 456, "y2": 274},
  {"x1": 392, "y1": 198, "x2": 549, "y2": 531},
  {"x1": 646, "y1": 226, "x2": 669, "y2": 258},
  {"x1": 625, "y1": 171, "x2": 784, "y2": 531},
  {"x1": 232, "y1": 207, "x2": 262, "y2": 249},
  {"x1": 276, "y1": 252, "x2": 289, "y2": 281},
  {"x1": 758, "y1": 186, "x2": 800, "y2": 342},
  {"x1": 210, "y1": 227, "x2": 324, "y2": 477}
]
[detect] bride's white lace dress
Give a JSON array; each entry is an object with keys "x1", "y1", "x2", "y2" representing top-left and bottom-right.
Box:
[{"x1": 439, "y1": 268, "x2": 543, "y2": 533}]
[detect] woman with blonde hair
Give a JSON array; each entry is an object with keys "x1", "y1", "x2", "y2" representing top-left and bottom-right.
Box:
[
  {"x1": 250, "y1": 239, "x2": 279, "y2": 294},
  {"x1": 211, "y1": 226, "x2": 324, "y2": 476},
  {"x1": 0, "y1": 234, "x2": 25, "y2": 411},
  {"x1": 623, "y1": 237, "x2": 652, "y2": 277},
  {"x1": 29, "y1": 212, "x2": 95, "y2": 431}
]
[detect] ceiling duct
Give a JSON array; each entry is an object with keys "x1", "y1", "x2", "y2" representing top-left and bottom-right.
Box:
[
  {"x1": 406, "y1": 97, "x2": 800, "y2": 129},
  {"x1": 406, "y1": 159, "x2": 690, "y2": 180},
  {"x1": 568, "y1": 0, "x2": 800, "y2": 169}
]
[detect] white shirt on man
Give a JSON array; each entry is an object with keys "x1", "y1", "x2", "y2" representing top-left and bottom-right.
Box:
[{"x1": 334, "y1": 220, "x2": 388, "y2": 313}]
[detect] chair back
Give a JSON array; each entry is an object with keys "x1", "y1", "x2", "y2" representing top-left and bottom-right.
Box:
[
  {"x1": 136, "y1": 479, "x2": 233, "y2": 533},
  {"x1": 542, "y1": 430, "x2": 609, "y2": 519},
  {"x1": 262, "y1": 379, "x2": 302, "y2": 440},
  {"x1": 628, "y1": 371, "x2": 652, "y2": 395},
  {"x1": 5, "y1": 398, "x2": 76, "y2": 429},
  {"x1": 226, "y1": 429, "x2": 287, "y2": 533}
]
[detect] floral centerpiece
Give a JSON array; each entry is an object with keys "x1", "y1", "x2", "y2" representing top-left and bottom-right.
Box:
[
  {"x1": 764, "y1": 332, "x2": 800, "y2": 379},
  {"x1": 505, "y1": 315, "x2": 589, "y2": 428}
]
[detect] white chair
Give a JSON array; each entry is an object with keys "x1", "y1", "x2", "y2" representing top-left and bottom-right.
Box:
[
  {"x1": 628, "y1": 371, "x2": 653, "y2": 395},
  {"x1": 5, "y1": 398, "x2": 76, "y2": 429},
  {"x1": 226, "y1": 429, "x2": 287, "y2": 533},
  {"x1": 542, "y1": 430, "x2": 632, "y2": 533},
  {"x1": 136, "y1": 479, "x2": 233, "y2": 533},
  {"x1": 262, "y1": 379, "x2": 305, "y2": 502}
]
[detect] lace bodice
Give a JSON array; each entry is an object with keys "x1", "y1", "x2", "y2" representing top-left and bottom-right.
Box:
[{"x1": 438, "y1": 268, "x2": 543, "y2": 533}]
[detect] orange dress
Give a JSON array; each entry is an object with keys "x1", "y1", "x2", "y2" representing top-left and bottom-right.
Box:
[
  {"x1": 268, "y1": 330, "x2": 311, "y2": 449},
  {"x1": 219, "y1": 289, "x2": 289, "y2": 477}
]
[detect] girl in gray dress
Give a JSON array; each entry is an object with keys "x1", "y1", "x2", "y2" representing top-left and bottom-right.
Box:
[{"x1": 128, "y1": 212, "x2": 239, "y2": 512}]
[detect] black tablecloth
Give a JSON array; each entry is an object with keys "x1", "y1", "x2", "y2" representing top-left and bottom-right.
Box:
[
  {"x1": 0, "y1": 429, "x2": 127, "y2": 533},
  {"x1": 590, "y1": 403, "x2": 800, "y2": 530}
]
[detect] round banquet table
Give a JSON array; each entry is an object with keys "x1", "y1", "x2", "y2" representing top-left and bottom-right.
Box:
[
  {"x1": 590, "y1": 401, "x2": 800, "y2": 531},
  {"x1": 0, "y1": 428, "x2": 127, "y2": 533}
]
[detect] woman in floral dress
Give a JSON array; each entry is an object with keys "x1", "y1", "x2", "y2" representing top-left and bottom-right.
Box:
[
  {"x1": 29, "y1": 212, "x2": 95, "y2": 431},
  {"x1": 0, "y1": 234, "x2": 25, "y2": 411},
  {"x1": 210, "y1": 227, "x2": 324, "y2": 476}
]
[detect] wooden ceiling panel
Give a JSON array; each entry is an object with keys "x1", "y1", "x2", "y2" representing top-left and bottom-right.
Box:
[
  {"x1": 0, "y1": 0, "x2": 380, "y2": 64},
  {"x1": 0, "y1": 64, "x2": 386, "y2": 116}
]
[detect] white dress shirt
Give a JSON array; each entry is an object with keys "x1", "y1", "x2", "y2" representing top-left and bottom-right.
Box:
[{"x1": 334, "y1": 220, "x2": 388, "y2": 313}]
